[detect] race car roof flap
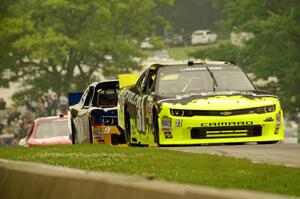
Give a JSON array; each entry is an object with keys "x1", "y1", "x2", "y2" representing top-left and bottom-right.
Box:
[{"x1": 118, "y1": 73, "x2": 139, "y2": 89}]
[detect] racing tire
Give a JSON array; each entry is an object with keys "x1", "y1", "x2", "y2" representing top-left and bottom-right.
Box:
[
  {"x1": 124, "y1": 109, "x2": 131, "y2": 145},
  {"x1": 257, "y1": 141, "x2": 278, "y2": 144},
  {"x1": 71, "y1": 119, "x2": 77, "y2": 144},
  {"x1": 153, "y1": 111, "x2": 160, "y2": 146},
  {"x1": 225, "y1": 142, "x2": 245, "y2": 145},
  {"x1": 88, "y1": 119, "x2": 93, "y2": 144},
  {"x1": 117, "y1": 126, "x2": 127, "y2": 144}
]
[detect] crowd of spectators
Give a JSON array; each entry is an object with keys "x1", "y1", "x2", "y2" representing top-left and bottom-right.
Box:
[{"x1": 0, "y1": 93, "x2": 69, "y2": 146}]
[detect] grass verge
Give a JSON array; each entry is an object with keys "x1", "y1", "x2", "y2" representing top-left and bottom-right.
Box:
[
  {"x1": 142, "y1": 39, "x2": 230, "y2": 60},
  {"x1": 0, "y1": 145, "x2": 299, "y2": 197}
]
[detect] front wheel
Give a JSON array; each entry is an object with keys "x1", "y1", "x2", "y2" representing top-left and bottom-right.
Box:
[
  {"x1": 257, "y1": 141, "x2": 278, "y2": 144},
  {"x1": 153, "y1": 112, "x2": 160, "y2": 146},
  {"x1": 88, "y1": 119, "x2": 93, "y2": 144},
  {"x1": 225, "y1": 142, "x2": 245, "y2": 145},
  {"x1": 71, "y1": 119, "x2": 77, "y2": 144},
  {"x1": 124, "y1": 109, "x2": 131, "y2": 145}
]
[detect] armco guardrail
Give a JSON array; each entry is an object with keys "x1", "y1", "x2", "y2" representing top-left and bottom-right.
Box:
[{"x1": 0, "y1": 158, "x2": 297, "y2": 199}]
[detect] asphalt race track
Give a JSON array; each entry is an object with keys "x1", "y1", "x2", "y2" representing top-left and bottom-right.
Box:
[{"x1": 165, "y1": 143, "x2": 300, "y2": 168}]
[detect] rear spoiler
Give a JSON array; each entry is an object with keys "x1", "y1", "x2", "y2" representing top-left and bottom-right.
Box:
[{"x1": 118, "y1": 73, "x2": 139, "y2": 89}]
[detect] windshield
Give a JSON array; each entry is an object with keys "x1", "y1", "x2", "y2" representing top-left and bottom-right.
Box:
[
  {"x1": 35, "y1": 118, "x2": 69, "y2": 138},
  {"x1": 97, "y1": 88, "x2": 118, "y2": 107},
  {"x1": 156, "y1": 65, "x2": 255, "y2": 96}
]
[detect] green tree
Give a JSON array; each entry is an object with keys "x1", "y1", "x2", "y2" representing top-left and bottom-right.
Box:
[
  {"x1": 191, "y1": 0, "x2": 300, "y2": 113},
  {"x1": 159, "y1": 0, "x2": 224, "y2": 36},
  {"x1": 0, "y1": 0, "x2": 172, "y2": 103}
]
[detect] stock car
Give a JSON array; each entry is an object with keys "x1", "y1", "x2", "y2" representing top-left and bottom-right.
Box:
[
  {"x1": 118, "y1": 61, "x2": 284, "y2": 146},
  {"x1": 23, "y1": 114, "x2": 72, "y2": 147},
  {"x1": 70, "y1": 80, "x2": 125, "y2": 145}
]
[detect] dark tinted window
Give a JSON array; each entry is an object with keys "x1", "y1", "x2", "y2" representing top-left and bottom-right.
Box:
[
  {"x1": 135, "y1": 71, "x2": 147, "y2": 93},
  {"x1": 83, "y1": 87, "x2": 94, "y2": 107},
  {"x1": 156, "y1": 65, "x2": 255, "y2": 96},
  {"x1": 97, "y1": 88, "x2": 118, "y2": 107}
]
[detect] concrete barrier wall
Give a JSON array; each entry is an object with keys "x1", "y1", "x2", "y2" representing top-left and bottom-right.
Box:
[{"x1": 0, "y1": 158, "x2": 297, "y2": 199}]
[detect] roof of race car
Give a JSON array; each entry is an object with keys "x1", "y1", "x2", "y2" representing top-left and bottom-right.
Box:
[
  {"x1": 88, "y1": 80, "x2": 118, "y2": 87},
  {"x1": 149, "y1": 60, "x2": 236, "y2": 70},
  {"x1": 34, "y1": 115, "x2": 68, "y2": 123}
]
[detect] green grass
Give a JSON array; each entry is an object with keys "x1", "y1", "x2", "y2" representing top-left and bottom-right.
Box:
[
  {"x1": 166, "y1": 45, "x2": 200, "y2": 60},
  {"x1": 142, "y1": 45, "x2": 202, "y2": 60},
  {"x1": 0, "y1": 145, "x2": 300, "y2": 197},
  {"x1": 168, "y1": 39, "x2": 231, "y2": 60}
]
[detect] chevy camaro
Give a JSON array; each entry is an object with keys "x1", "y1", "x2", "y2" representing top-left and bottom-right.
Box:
[{"x1": 118, "y1": 61, "x2": 284, "y2": 146}]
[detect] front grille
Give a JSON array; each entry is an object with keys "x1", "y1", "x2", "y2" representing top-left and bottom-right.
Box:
[
  {"x1": 92, "y1": 116, "x2": 118, "y2": 126},
  {"x1": 191, "y1": 125, "x2": 262, "y2": 139},
  {"x1": 91, "y1": 109, "x2": 118, "y2": 125},
  {"x1": 191, "y1": 108, "x2": 257, "y2": 116}
]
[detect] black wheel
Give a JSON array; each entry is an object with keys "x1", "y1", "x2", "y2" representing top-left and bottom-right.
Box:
[
  {"x1": 257, "y1": 141, "x2": 278, "y2": 144},
  {"x1": 225, "y1": 142, "x2": 245, "y2": 145},
  {"x1": 89, "y1": 119, "x2": 93, "y2": 144},
  {"x1": 153, "y1": 110, "x2": 160, "y2": 146},
  {"x1": 71, "y1": 119, "x2": 77, "y2": 144},
  {"x1": 124, "y1": 109, "x2": 131, "y2": 145},
  {"x1": 116, "y1": 126, "x2": 126, "y2": 144}
]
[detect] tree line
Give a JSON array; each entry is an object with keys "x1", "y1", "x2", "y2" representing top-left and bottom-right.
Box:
[
  {"x1": 0, "y1": 0, "x2": 172, "y2": 103},
  {"x1": 1, "y1": 0, "x2": 299, "y2": 113},
  {"x1": 191, "y1": 0, "x2": 300, "y2": 113}
]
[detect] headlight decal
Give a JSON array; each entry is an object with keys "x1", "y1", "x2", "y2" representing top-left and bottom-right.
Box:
[
  {"x1": 170, "y1": 109, "x2": 184, "y2": 116},
  {"x1": 266, "y1": 105, "x2": 276, "y2": 112},
  {"x1": 255, "y1": 105, "x2": 276, "y2": 114},
  {"x1": 161, "y1": 116, "x2": 173, "y2": 138}
]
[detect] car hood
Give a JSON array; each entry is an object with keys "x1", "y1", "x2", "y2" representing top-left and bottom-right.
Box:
[{"x1": 158, "y1": 91, "x2": 280, "y2": 110}]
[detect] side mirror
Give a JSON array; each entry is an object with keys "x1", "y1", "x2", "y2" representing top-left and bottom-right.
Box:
[{"x1": 70, "y1": 109, "x2": 79, "y2": 118}]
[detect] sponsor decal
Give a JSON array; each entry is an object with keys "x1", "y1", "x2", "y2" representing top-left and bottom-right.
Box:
[
  {"x1": 180, "y1": 66, "x2": 222, "y2": 72},
  {"x1": 164, "y1": 132, "x2": 173, "y2": 138},
  {"x1": 94, "y1": 130, "x2": 102, "y2": 135},
  {"x1": 162, "y1": 119, "x2": 171, "y2": 127},
  {"x1": 121, "y1": 89, "x2": 148, "y2": 133},
  {"x1": 275, "y1": 112, "x2": 281, "y2": 134},
  {"x1": 180, "y1": 67, "x2": 206, "y2": 72},
  {"x1": 104, "y1": 127, "x2": 111, "y2": 134},
  {"x1": 200, "y1": 121, "x2": 253, "y2": 127},
  {"x1": 276, "y1": 113, "x2": 281, "y2": 126},
  {"x1": 162, "y1": 118, "x2": 172, "y2": 132},
  {"x1": 175, "y1": 119, "x2": 183, "y2": 127}
]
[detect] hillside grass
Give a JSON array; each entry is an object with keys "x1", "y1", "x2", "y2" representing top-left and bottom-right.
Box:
[
  {"x1": 142, "y1": 39, "x2": 230, "y2": 60},
  {"x1": 0, "y1": 145, "x2": 299, "y2": 197}
]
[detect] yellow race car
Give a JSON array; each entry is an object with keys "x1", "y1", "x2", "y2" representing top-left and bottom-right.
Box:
[{"x1": 118, "y1": 61, "x2": 284, "y2": 146}]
